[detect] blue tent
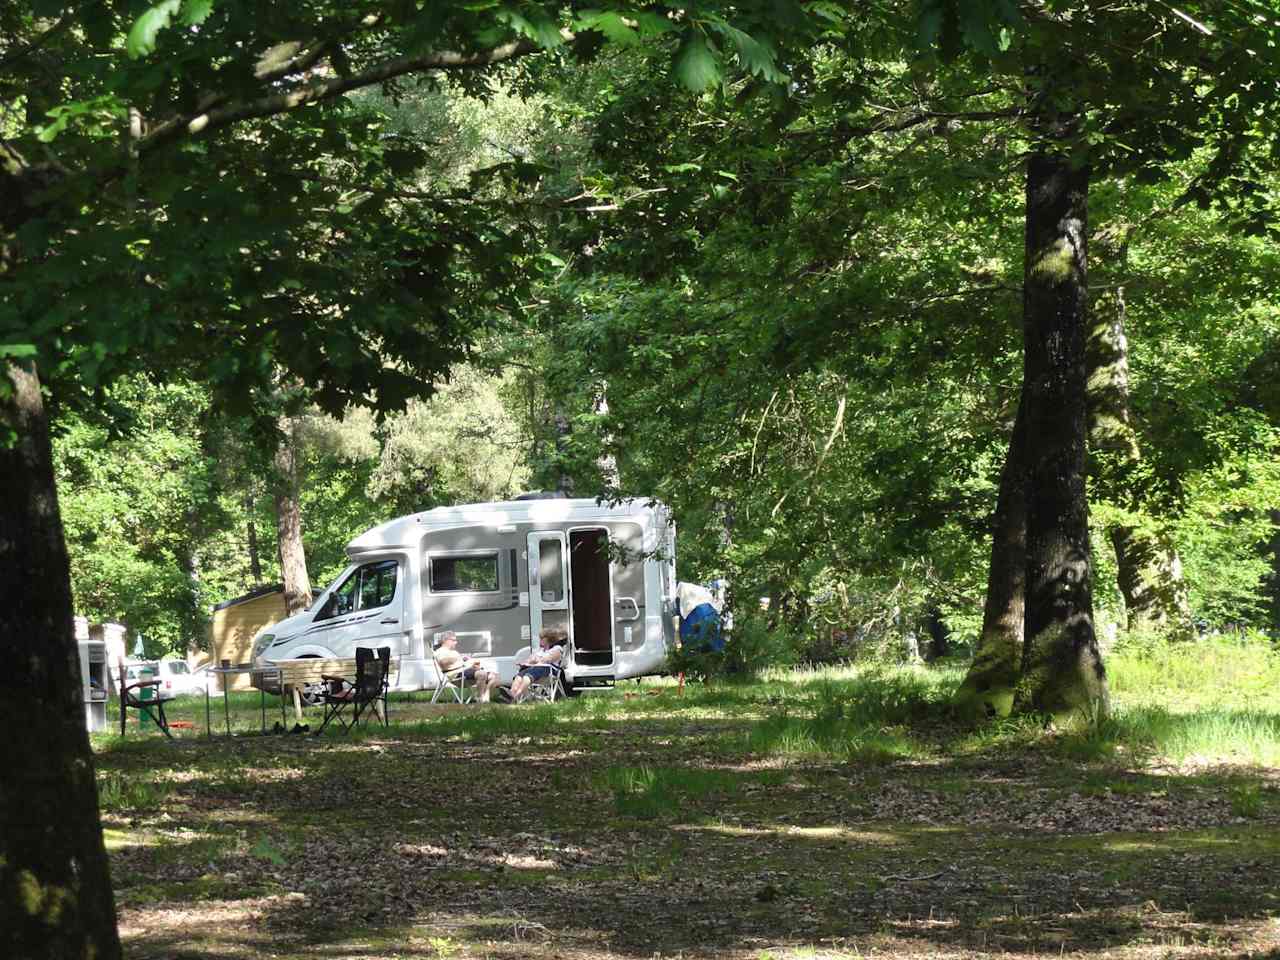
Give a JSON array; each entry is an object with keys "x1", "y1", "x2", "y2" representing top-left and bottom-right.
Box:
[{"x1": 677, "y1": 582, "x2": 724, "y2": 652}]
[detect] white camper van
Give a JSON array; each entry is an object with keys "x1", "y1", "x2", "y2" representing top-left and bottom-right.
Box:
[{"x1": 250, "y1": 496, "x2": 677, "y2": 694}]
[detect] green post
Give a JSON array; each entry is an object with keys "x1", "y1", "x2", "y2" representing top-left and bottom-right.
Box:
[{"x1": 138, "y1": 664, "x2": 156, "y2": 727}]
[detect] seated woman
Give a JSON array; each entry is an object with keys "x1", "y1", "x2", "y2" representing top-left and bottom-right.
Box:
[
  {"x1": 508, "y1": 626, "x2": 566, "y2": 702},
  {"x1": 433, "y1": 631, "x2": 501, "y2": 703}
]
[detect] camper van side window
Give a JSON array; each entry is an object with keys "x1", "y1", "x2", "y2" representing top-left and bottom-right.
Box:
[
  {"x1": 538, "y1": 539, "x2": 564, "y2": 603},
  {"x1": 317, "y1": 559, "x2": 399, "y2": 620},
  {"x1": 322, "y1": 572, "x2": 360, "y2": 619},
  {"x1": 430, "y1": 554, "x2": 499, "y2": 593},
  {"x1": 358, "y1": 559, "x2": 398, "y2": 610}
]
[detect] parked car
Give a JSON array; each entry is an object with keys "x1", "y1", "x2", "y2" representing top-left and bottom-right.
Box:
[{"x1": 123, "y1": 659, "x2": 206, "y2": 698}]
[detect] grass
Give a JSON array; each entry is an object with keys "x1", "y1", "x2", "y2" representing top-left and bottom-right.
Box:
[
  {"x1": 598, "y1": 765, "x2": 740, "y2": 819},
  {"x1": 98, "y1": 769, "x2": 172, "y2": 813},
  {"x1": 90, "y1": 638, "x2": 1280, "y2": 960}
]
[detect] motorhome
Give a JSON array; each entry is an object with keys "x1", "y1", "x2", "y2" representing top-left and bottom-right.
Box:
[{"x1": 250, "y1": 496, "x2": 677, "y2": 694}]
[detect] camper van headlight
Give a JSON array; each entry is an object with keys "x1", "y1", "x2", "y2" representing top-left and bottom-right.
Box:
[{"x1": 252, "y1": 633, "x2": 275, "y2": 657}]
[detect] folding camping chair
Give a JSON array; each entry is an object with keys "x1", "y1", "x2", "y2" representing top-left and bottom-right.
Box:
[
  {"x1": 429, "y1": 648, "x2": 472, "y2": 704},
  {"x1": 314, "y1": 646, "x2": 390, "y2": 735},
  {"x1": 523, "y1": 660, "x2": 566, "y2": 704},
  {"x1": 118, "y1": 659, "x2": 174, "y2": 739}
]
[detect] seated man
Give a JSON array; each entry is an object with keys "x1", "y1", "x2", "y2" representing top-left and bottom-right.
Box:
[
  {"x1": 508, "y1": 626, "x2": 566, "y2": 702},
  {"x1": 433, "y1": 631, "x2": 500, "y2": 703}
]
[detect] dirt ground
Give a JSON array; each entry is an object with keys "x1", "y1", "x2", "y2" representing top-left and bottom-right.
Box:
[{"x1": 99, "y1": 694, "x2": 1280, "y2": 960}]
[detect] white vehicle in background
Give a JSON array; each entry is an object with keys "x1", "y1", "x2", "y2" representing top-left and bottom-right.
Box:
[
  {"x1": 250, "y1": 495, "x2": 678, "y2": 695},
  {"x1": 122, "y1": 659, "x2": 206, "y2": 697}
]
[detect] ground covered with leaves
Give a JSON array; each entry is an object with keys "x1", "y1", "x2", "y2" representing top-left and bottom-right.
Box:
[{"x1": 95, "y1": 661, "x2": 1280, "y2": 960}]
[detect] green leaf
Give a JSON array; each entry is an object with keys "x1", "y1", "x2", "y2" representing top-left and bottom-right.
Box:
[
  {"x1": 576, "y1": 10, "x2": 639, "y2": 47},
  {"x1": 960, "y1": 2, "x2": 1001, "y2": 58},
  {"x1": 674, "y1": 32, "x2": 720, "y2": 92},
  {"x1": 497, "y1": 7, "x2": 563, "y2": 49},
  {"x1": 127, "y1": 0, "x2": 181, "y2": 60},
  {"x1": 0, "y1": 344, "x2": 38, "y2": 359},
  {"x1": 709, "y1": 22, "x2": 786, "y2": 84},
  {"x1": 634, "y1": 11, "x2": 675, "y2": 37},
  {"x1": 179, "y1": 0, "x2": 215, "y2": 27}
]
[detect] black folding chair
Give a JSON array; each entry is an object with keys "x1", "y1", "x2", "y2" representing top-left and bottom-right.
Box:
[
  {"x1": 118, "y1": 660, "x2": 174, "y2": 739},
  {"x1": 315, "y1": 646, "x2": 390, "y2": 735}
]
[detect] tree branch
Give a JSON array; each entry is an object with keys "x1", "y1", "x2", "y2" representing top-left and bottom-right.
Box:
[{"x1": 138, "y1": 38, "x2": 544, "y2": 156}]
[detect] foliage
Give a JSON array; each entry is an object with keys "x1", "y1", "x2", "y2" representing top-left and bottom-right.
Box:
[
  {"x1": 53, "y1": 378, "x2": 230, "y2": 650},
  {"x1": 666, "y1": 614, "x2": 790, "y2": 683}
]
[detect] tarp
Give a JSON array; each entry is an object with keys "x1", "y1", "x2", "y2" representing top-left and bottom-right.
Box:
[{"x1": 676, "y1": 582, "x2": 724, "y2": 652}]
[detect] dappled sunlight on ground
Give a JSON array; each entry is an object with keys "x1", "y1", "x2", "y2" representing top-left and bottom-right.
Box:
[{"x1": 97, "y1": 664, "x2": 1280, "y2": 960}]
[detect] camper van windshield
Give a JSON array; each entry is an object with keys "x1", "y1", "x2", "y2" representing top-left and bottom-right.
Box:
[{"x1": 430, "y1": 554, "x2": 499, "y2": 593}]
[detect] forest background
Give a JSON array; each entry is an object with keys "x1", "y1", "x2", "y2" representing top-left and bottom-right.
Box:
[
  {"x1": 5, "y1": 3, "x2": 1280, "y2": 958},
  {"x1": 47, "y1": 11, "x2": 1280, "y2": 669}
]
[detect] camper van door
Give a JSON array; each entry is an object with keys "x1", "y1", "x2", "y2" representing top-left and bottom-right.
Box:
[
  {"x1": 527, "y1": 531, "x2": 568, "y2": 641},
  {"x1": 306, "y1": 557, "x2": 405, "y2": 657}
]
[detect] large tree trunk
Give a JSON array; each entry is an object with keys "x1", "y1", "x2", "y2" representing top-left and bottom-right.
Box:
[
  {"x1": 956, "y1": 394, "x2": 1027, "y2": 719},
  {"x1": 1087, "y1": 231, "x2": 1193, "y2": 638},
  {"x1": 1015, "y1": 138, "x2": 1109, "y2": 719},
  {"x1": 0, "y1": 362, "x2": 122, "y2": 960},
  {"x1": 273, "y1": 418, "x2": 312, "y2": 616}
]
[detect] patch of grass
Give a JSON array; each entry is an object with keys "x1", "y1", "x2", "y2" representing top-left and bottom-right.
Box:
[
  {"x1": 599, "y1": 765, "x2": 738, "y2": 819},
  {"x1": 119, "y1": 873, "x2": 284, "y2": 904},
  {"x1": 98, "y1": 770, "x2": 172, "y2": 813},
  {"x1": 153, "y1": 832, "x2": 236, "y2": 865},
  {"x1": 746, "y1": 713, "x2": 920, "y2": 764},
  {"x1": 1108, "y1": 635, "x2": 1280, "y2": 714},
  {"x1": 1228, "y1": 781, "x2": 1264, "y2": 818},
  {"x1": 1068, "y1": 706, "x2": 1280, "y2": 766},
  {"x1": 251, "y1": 833, "x2": 287, "y2": 865}
]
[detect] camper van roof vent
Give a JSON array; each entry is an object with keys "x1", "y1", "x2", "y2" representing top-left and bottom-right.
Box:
[{"x1": 513, "y1": 491, "x2": 569, "y2": 501}]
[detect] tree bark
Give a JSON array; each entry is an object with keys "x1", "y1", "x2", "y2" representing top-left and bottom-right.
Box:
[
  {"x1": 1015, "y1": 136, "x2": 1109, "y2": 719},
  {"x1": 956, "y1": 394, "x2": 1027, "y2": 719},
  {"x1": 0, "y1": 362, "x2": 122, "y2": 960},
  {"x1": 273, "y1": 418, "x2": 312, "y2": 616},
  {"x1": 246, "y1": 490, "x2": 263, "y2": 583},
  {"x1": 553, "y1": 408, "x2": 574, "y2": 496},
  {"x1": 1087, "y1": 230, "x2": 1192, "y2": 638}
]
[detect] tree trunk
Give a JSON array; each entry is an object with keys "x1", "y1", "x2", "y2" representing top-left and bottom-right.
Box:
[
  {"x1": 0, "y1": 362, "x2": 122, "y2": 960},
  {"x1": 553, "y1": 408, "x2": 574, "y2": 496},
  {"x1": 594, "y1": 386, "x2": 619, "y2": 492},
  {"x1": 246, "y1": 490, "x2": 263, "y2": 583},
  {"x1": 273, "y1": 418, "x2": 312, "y2": 616},
  {"x1": 1109, "y1": 524, "x2": 1192, "y2": 635},
  {"x1": 1087, "y1": 232, "x2": 1192, "y2": 638},
  {"x1": 1015, "y1": 138, "x2": 1109, "y2": 719},
  {"x1": 956, "y1": 394, "x2": 1027, "y2": 719}
]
